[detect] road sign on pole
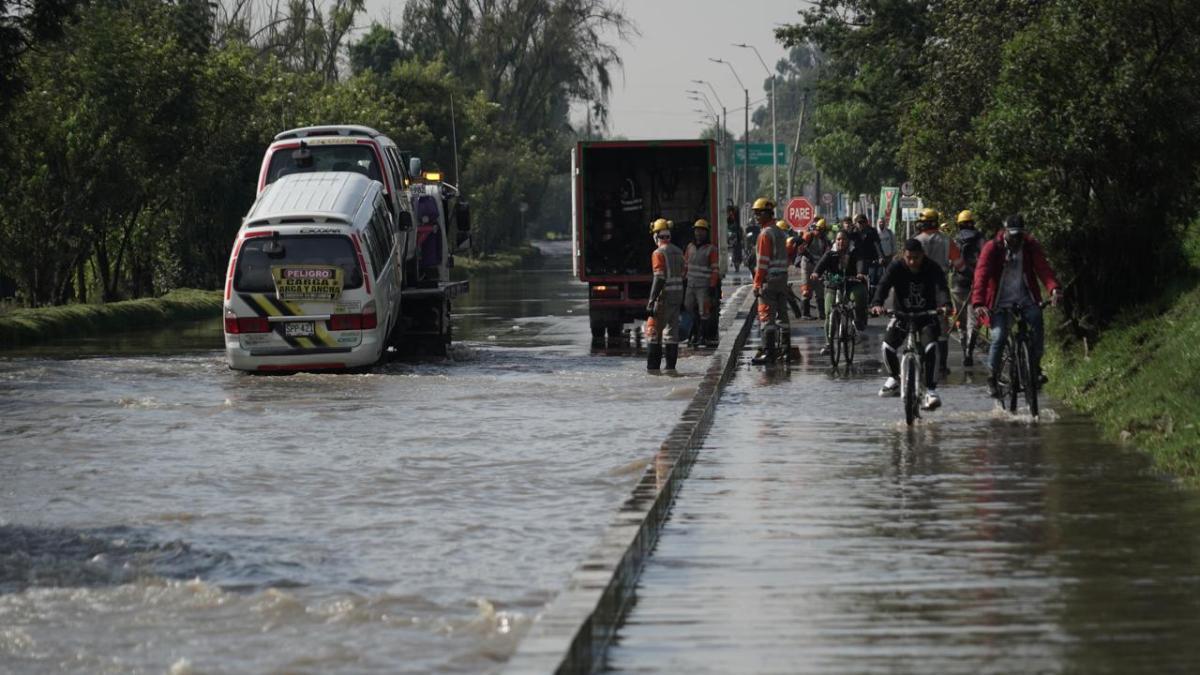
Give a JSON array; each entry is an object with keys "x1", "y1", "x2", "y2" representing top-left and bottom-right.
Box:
[
  {"x1": 785, "y1": 197, "x2": 815, "y2": 230},
  {"x1": 733, "y1": 143, "x2": 788, "y2": 167},
  {"x1": 821, "y1": 192, "x2": 834, "y2": 207}
]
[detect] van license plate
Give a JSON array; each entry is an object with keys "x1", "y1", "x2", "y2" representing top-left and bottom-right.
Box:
[{"x1": 285, "y1": 321, "x2": 315, "y2": 338}]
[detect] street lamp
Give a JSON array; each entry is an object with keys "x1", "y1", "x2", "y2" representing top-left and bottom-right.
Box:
[
  {"x1": 710, "y1": 57, "x2": 751, "y2": 214},
  {"x1": 692, "y1": 79, "x2": 732, "y2": 204},
  {"x1": 735, "y1": 43, "x2": 777, "y2": 205}
]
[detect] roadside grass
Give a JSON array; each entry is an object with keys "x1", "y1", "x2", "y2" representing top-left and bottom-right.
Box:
[
  {"x1": 0, "y1": 289, "x2": 222, "y2": 349},
  {"x1": 455, "y1": 243, "x2": 543, "y2": 271},
  {"x1": 1045, "y1": 276, "x2": 1200, "y2": 483}
]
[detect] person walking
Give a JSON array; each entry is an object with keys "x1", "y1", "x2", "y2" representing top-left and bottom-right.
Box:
[
  {"x1": 683, "y1": 219, "x2": 721, "y2": 347},
  {"x1": 952, "y1": 210, "x2": 985, "y2": 365},
  {"x1": 645, "y1": 218, "x2": 685, "y2": 372},
  {"x1": 750, "y1": 198, "x2": 790, "y2": 363},
  {"x1": 799, "y1": 217, "x2": 830, "y2": 320},
  {"x1": 876, "y1": 217, "x2": 896, "y2": 285}
]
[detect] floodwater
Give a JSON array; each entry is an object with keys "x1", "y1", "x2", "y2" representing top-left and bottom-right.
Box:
[
  {"x1": 607, "y1": 320, "x2": 1200, "y2": 673},
  {"x1": 0, "y1": 244, "x2": 708, "y2": 674}
]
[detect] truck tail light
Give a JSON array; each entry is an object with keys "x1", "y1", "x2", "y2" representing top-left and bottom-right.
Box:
[{"x1": 590, "y1": 284, "x2": 621, "y2": 299}]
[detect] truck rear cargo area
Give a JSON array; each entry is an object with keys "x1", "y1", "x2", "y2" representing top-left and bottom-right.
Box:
[{"x1": 580, "y1": 144, "x2": 712, "y2": 276}]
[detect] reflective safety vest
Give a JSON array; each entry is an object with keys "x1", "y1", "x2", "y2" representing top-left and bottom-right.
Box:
[
  {"x1": 685, "y1": 242, "x2": 720, "y2": 287},
  {"x1": 916, "y1": 230, "x2": 962, "y2": 274},
  {"x1": 653, "y1": 243, "x2": 685, "y2": 292},
  {"x1": 754, "y1": 225, "x2": 789, "y2": 287}
]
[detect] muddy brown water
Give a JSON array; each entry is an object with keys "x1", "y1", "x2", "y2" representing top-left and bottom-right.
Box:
[{"x1": 0, "y1": 248, "x2": 712, "y2": 674}]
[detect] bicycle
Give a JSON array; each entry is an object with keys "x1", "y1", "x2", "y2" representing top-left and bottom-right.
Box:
[
  {"x1": 888, "y1": 309, "x2": 939, "y2": 426},
  {"x1": 993, "y1": 300, "x2": 1050, "y2": 417},
  {"x1": 825, "y1": 276, "x2": 864, "y2": 368}
]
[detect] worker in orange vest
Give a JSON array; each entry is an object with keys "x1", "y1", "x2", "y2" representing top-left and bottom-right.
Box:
[
  {"x1": 683, "y1": 218, "x2": 721, "y2": 347},
  {"x1": 646, "y1": 218, "x2": 685, "y2": 372},
  {"x1": 751, "y1": 198, "x2": 790, "y2": 363}
]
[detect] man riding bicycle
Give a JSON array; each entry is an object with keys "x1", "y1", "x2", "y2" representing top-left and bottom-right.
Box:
[
  {"x1": 812, "y1": 230, "x2": 867, "y2": 356},
  {"x1": 871, "y1": 238, "x2": 952, "y2": 410},
  {"x1": 971, "y1": 214, "x2": 1061, "y2": 399}
]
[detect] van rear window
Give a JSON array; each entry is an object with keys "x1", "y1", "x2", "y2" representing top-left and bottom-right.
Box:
[
  {"x1": 234, "y1": 235, "x2": 364, "y2": 293},
  {"x1": 265, "y1": 145, "x2": 382, "y2": 186}
]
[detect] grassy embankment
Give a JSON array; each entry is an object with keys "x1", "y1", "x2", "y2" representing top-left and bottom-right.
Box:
[
  {"x1": 453, "y1": 242, "x2": 543, "y2": 271},
  {"x1": 1044, "y1": 236, "x2": 1200, "y2": 482},
  {"x1": 0, "y1": 289, "x2": 222, "y2": 349}
]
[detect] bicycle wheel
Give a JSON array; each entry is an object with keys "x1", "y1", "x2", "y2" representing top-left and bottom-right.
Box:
[
  {"x1": 903, "y1": 354, "x2": 919, "y2": 426},
  {"x1": 841, "y1": 312, "x2": 856, "y2": 367},
  {"x1": 1006, "y1": 340, "x2": 1020, "y2": 413},
  {"x1": 830, "y1": 310, "x2": 842, "y2": 368},
  {"x1": 1018, "y1": 339, "x2": 1038, "y2": 417}
]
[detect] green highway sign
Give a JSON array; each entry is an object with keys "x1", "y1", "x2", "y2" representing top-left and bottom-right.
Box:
[{"x1": 733, "y1": 143, "x2": 787, "y2": 166}]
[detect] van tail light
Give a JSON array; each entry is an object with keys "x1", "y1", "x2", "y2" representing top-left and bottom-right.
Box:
[
  {"x1": 328, "y1": 301, "x2": 377, "y2": 331},
  {"x1": 362, "y1": 301, "x2": 378, "y2": 330},
  {"x1": 225, "y1": 309, "x2": 270, "y2": 334}
]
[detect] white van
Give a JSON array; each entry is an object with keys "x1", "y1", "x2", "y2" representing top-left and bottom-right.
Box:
[{"x1": 222, "y1": 172, "x2": 404, "y2": 371}]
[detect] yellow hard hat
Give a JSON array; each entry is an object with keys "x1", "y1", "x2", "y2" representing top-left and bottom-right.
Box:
[
  {"x1": 776, "y1": 219, "x2": 790, "y2": 230},
  {"x1": 693, "y1": 218, "x2": 710, "y2": 230},
  {"x1": 815, "y1": 217, "x2": 827, "y2": 231},
  {"x1": 956, "y1": 209, "x2": 975, "y2": 224},
  {"x1": 650, "y1": 218, "x2": 672, "y2": 234},
  {"x1": 751, "y1": 197, "x2": 775, "y2": 211},
  {"x1": 917, "y1": 207, "x2": 939, "y2": 224}
]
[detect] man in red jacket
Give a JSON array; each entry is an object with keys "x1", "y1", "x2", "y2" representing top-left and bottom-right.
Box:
[{"x1": 971, "y1": 214, "x2": 1061, "y2": 398}]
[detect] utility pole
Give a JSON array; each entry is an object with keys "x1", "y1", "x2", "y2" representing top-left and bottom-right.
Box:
[
  {"x1": 735, "y1": 43, "x2": 777, "y2": 206},
  {"x1": 693, "y1": 80, "x2": 730, "y2": 210}
]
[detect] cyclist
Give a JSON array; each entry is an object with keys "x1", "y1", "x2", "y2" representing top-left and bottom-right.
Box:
[
  {"x1": 842, "y1": 215, "x2": 879, "y2": 332},
  {"x1": 952, "y1": 210, "x2": 985, "y2": 365},
  {"x1": 972, "y1": 214, "x2": 1061, "y2": 398},
  {"x1": 798, "y1": 217, "x2": 830, "y2": 320},
  {"x1": 811, "y1": 229, "x2": 867, "y2": 356},
  {"x1": 870, "y1": 238, "x2": 952, "y2": 410},
  {"x1": 875, "y1": 217, "x2": 896, "y2": 285},
  {"x1": 914, "y1": 208, "x2": 963, "y2": 377}
]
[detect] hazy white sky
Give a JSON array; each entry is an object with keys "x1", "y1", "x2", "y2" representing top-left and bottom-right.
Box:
[
  {"x1": 600, "y1": 0, "x2": 805, "y2": 139},
  {"x1": 361, "y1": 0, "x2": 805, "y2": 139}
]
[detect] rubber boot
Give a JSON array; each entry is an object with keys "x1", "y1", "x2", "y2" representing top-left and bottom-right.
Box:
[
  {"x1": 664, "y1": 344, "x2": 679, "y2": 371},
  {"x1": 647, "y1": 343, "x2": 663, "y2": 371},
  {"x1": 801, "y1": 296, "x2": 813, "y2": 319}
]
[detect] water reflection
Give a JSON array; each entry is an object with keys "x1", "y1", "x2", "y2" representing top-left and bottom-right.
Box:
[{"x1": 608, "y1": 320, "x2": 1200, "y2": 674}]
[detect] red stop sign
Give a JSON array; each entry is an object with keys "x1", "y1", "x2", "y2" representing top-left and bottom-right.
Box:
[{"x1": 785, "y1": 197, "x2": 815, "y2": 230}]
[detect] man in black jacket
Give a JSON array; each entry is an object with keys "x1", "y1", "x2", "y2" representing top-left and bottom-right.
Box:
[{"x1": 870, "y1": 238, "x2": 952, "y2": 410}]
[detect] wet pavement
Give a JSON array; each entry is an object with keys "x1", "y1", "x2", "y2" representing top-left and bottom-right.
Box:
[
  {"x1": 0, "y1": 248, "x2": 715, "y2": 674},
  {"x1": 607, "y1": 317, "x2": 1200, "y2": 674}
]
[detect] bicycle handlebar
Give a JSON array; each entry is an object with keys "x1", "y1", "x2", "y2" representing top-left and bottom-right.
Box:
[{"x1": 885, "y1": 309, "x2": 940, "y2": 319}]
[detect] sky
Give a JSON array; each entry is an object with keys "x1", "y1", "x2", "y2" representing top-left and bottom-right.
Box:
[
  {"x1": 360, "y1": 0, "x2": 805, "y2": 140},
  {"x1": 597, "y1": 0, "x2": 804, "y2": 139}
]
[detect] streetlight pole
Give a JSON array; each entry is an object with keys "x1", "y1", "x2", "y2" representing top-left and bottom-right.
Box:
[
  {"x1": 735, "y1": 43, "x2": 777, "y2": 205},
  {"x1": 710, "y1": 58, "x2": 751, "y2": 214},
  {"x1": 692, "y1": 79, "x2": 731, "y2": 206}
]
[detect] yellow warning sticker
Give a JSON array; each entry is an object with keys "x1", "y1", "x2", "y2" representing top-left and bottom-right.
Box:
[{"x1": 271, "y1": 265, "x2": 344, "y2": 301}]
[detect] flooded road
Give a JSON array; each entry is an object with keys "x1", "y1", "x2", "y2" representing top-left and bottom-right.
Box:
[
  {"x1": 607, "y1": 321, "x2": 1200, "y2": 673},
  {"x1": 0, "y1": 249, "x2": 707, "y2": 673}
]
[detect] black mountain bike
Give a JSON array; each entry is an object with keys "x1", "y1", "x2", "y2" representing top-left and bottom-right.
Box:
[
  {"x1": 889, "y1": 310, "x2": 939, "y2": 426},
  {"x1": 826, "y1": 277, "x2": 863, "y2": 368},
  {"x1": 994, "y1": 300, "x2": 1049, "y2": 417}
]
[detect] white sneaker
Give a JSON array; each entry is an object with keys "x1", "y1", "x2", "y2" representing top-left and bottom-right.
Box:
[
  {"x1": 878, "y1": 377, "x2": 900, "y2": 397},
  {"x1": 921, "y1": 391, "x2": 942, "y2": 410}
]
